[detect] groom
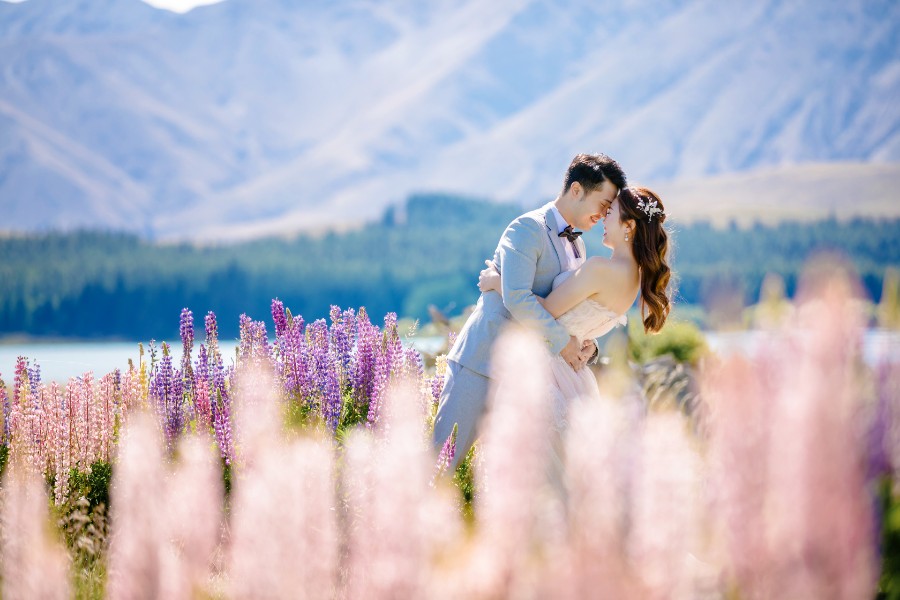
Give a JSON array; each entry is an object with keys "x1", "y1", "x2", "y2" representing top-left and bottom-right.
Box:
[{"x1": 432, "y1": 153, "x2": 627, "y2": 469}]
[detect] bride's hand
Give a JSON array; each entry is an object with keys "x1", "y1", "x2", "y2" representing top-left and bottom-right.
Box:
[{"x1": 478, "y1": 260, "x2": 501, "y2": 292}]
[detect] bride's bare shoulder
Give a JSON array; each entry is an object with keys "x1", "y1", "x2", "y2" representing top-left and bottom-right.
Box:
[
  {"x1": 582, "y1": 256, "x2": 631, "y2": 279},
  {"x1": 582, "y1": 256, "x2": 639, "y2": 303}
]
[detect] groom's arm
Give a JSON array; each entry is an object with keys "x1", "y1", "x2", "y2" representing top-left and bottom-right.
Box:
[{"x1": 498, "y1": 217, "x2": 571, "y2": 355}]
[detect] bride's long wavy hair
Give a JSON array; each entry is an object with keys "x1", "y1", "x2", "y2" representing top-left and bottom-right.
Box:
[{"x1": 618, "y1": 187, "x2": 671, "y2": 333}]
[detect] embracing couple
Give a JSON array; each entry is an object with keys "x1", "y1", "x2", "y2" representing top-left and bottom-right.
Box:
[{"x1": 431, "y1": 153, "x2": 672, "y2": 470}]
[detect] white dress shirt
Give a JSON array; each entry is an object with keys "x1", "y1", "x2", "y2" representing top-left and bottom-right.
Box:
[{"x1": 549, "y1": 205, "x2": 582, "y2": 272}]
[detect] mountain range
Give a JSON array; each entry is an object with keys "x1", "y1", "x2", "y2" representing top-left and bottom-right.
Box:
[{"x1": 0, "y1": 0, "x2": 898, "y2": 240}]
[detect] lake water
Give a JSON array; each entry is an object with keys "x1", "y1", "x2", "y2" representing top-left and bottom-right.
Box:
[{"x1": 1, "y1": 330, "x2": 898, "y2": 384}]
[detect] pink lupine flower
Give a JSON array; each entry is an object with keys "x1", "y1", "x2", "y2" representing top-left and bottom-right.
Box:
[
  {"x1": 705, "y1": 352, "x2": 777, "y2": 597},
  {"x1": 343, "y1": 382, "x2": 434, "y2": 599},
  {"x1": 564, "y1": 394, "x2": 643, "y2": 598},
  {"x1": 228, "y1": 433, "x2": 337, "y2": 598},
  {"x1": 763, "y1": 269, "x2": 877, "y2": 598},
  {"x1": 159, "y1": 433, "x2": 223, "y2": 599},
  {"x1": 469, "y1": 327, "x2": 554, "y2": 597},
  {"x1": 106, "y1": 413, "x2": 167, "y2": 599},
  {"x1": 0, "y1": 462, "x2": 71, "y2": 599},
  {"x1": 628, "y1": 412, "x2": 702, "y2": 599}
]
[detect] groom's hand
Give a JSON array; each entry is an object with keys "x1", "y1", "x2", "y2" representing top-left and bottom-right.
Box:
[{"x1": 560, "y1": 336, "x2": 583, "y2": 371}]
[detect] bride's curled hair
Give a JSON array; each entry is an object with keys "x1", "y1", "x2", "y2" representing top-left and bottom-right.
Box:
[{"x1": 618, "y1": 187, "x2": 671, "y2": 333}]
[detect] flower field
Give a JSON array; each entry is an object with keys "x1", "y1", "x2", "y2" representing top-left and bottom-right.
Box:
[{"x1": 1, "y1": 269, "x2": 899, "y2": 598}]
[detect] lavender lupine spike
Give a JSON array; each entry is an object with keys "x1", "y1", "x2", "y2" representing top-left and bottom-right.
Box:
[
  {"x1": 212, "y1": 358, "x2": 234, "y2": 465},
  {"x1": 323, "y1": 351, "x2": 342, "y2": 433},
  {"x1": 26, "y1": 361, "x2": 41, "y2": 397},
  {"x1": 180, "y1": 308, "x2": 195, "y2": 397},
  {"x1": 365, "y1": 349, "x2": 390, "y2": 429},
  {"x1": 431, "y1": 423, "x2": 457, "y2": 486},
  {"x1": 151, "y1": 343, "x2": 183, "y2": 450},
  {"x1": 306, "y1": 319, "x2": 330, "y2": 410},
  {"x1": 382, "y1": 312, "x2": 404, "y2": 377},
  {"x1": 205, "y1": 311, "x2": 219, "y2": 360},
  {"x1": 0, "y1": 373, "x2": 8, "y2": 444},
  {"x1": 272, "y1": 298, "x2": 288, "y2": 339},
  {"x1": 238, "y1": 314, "x2": 271, "y2": 365},
  {"x1": 351, "y1": 311, "x2": 377, "y2": 408},
  {"x1": 329, "y1": 306, "x2": 353, "y2": 387}
]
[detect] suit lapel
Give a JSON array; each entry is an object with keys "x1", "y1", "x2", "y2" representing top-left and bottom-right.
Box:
[{"x1": 542, "y1": 203, "x2": 568, "y2": 271}]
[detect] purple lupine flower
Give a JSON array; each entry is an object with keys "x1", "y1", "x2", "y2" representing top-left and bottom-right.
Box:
[
  {"x1": 151, "y1": 342, "x2": 183, "y2": 450},
  {"x1": 382, "y1": 312, "x2": 403, "y2": 377},
  {"x1": 205, "y1": 311, "x2": 219, "y2": 360},
  {"x1": 323, "y1": 353, "x2": 342, "y2": 433},
  {"x1": 329, "y1": 306, "x2": 353, "y2": 388},
  {"x1": 180, "y1": 308, "x2": 195, "y2": 409},
  {"x1": 867, "y1": 363, "x2": 894, "y2": 481},
  {"x1": 365, "y1": 349, "x2": 389, "y2": 429},
  {"x1": 238, "y1": 314, "x2": 271, "y2": 364},
  {"x1": 194, "y1": 344, "x2": 212, "y2": 429},
  {"x1": 284, "y1": 323, "x2": 311, "y2": 402},
  {"x1": 212, "y1": 358, "x2": 234, "y2": 464},
  {"x1": 403, "y1": 347, "x2": 424, "y2": 383},
  {"x1": 180, "y1": 308, "x2": 194, "y2": 359},
  {"x1": 272, "y1": 298, "x2": 288, "y2": 339},
  {"x1": 430, "y1": 365, "x2": 445, "y2": 409},
  {"x1": 301, "y1": 319, "x2": 330, "y2": 417},
  {"x1": 27, "y1": 361, "x2": 41, "y2": 397},
  {"x1": 0, "y1": 373, "x2": 9, "y2": 444},
  {"x1": 431, "y1": 423, "x2": 457, "y2": 486},
  {"x1": 351, "y1": 311, "x2": 378, "y2": 408}
]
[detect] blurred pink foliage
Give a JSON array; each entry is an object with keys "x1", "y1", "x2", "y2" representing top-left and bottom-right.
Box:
[{"x1": 0, "y1": 265, "x2": 893, "y2": 598}]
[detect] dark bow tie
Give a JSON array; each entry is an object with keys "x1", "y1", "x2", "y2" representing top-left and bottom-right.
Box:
[
  {"x1": 558, "y1": 225, "x2": 582, "y2": 258},
  {"x1": 558, "y1": 225, "x2": 582, "y2": 242}
]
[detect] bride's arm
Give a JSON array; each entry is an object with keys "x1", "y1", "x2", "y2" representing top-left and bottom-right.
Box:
[{"x1": 479, "y1": 258, "x2": 606, "y2": 318}]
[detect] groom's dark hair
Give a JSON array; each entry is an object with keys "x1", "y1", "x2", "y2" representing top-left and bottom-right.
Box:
[{"x1": 562, "y1": 153, "x2": 627, "y2": 195}]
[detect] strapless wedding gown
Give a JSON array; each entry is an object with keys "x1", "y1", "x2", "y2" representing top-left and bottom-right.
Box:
[{"x1": 548, "y1": 270, "x2": 627, "y2": 431}]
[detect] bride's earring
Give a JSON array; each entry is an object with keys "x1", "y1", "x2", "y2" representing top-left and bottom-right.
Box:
[{"x1": 625, "y1": 232, "x2": 630, "y2": 242}]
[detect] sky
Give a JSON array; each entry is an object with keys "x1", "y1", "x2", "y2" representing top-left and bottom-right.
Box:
[
  {"x1": 0, "y1": 0, "x2": 224, "y2": 12},
  {"x1": 141, "y1": 0, "x2": 223, "y2": 11}
]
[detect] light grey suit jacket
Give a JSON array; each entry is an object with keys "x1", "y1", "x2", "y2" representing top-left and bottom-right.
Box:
[{"x1": 447, "y1": 202, "x2": 586, "y2": 377}]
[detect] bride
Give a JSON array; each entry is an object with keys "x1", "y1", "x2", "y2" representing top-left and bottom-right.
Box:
[{"x1": 478, "y1": 186, "x2": 672, "y2": 429}]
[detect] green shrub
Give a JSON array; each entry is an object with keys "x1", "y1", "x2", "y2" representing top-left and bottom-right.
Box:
[{"x1": 628, "y1": 317, "x2": 710, "y2": 366}]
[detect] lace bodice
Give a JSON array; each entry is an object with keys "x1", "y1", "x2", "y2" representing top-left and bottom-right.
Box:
[{"x1": 553, "y1": 271, "x2": 627, "y2": 342}]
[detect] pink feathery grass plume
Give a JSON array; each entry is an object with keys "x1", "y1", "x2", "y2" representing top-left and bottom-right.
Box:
[
  {"x1": 342, "y1": 381, "x2": 434, "y2": 599},
  {"x1": 762, "y1": 263, "x2": 878, "y2": 597},
  {"x1": 564, "y1": 394, "x2": 643, "y2": 598},
  {"x1": 0, "y1": 461, "x2": 71, "y2": 599},
  {"x1": 704, "y1": 350, "x2": 779, "y2": 598},
  {"x1": 627, "y1": 412, "x2": 703, "y2": 600},
  {"x1": 106, "y1": 412, "x2": 167, "y2": 599},
  {"x1": 159, "y1": 432, "x2": 224, "y2": 599},
  {"x1": 227, "y1": 435, "x2": 337, "y2": 598},
  {"x1": 468, "y1": 327, "x2": 555, "y2": 597}
]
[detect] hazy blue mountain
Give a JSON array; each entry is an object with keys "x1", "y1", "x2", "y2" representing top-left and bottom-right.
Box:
[{"x1": 0, "y1": 0, "x2": 897, "y2": 240}]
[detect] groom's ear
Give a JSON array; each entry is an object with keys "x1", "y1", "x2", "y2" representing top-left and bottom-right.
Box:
[{"x1": 569, "y1": 181, "x2": 584, "y2": 199}]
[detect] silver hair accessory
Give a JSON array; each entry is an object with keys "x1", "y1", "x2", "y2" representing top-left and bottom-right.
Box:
[{"x1": 636, "y1": 196, "x2": 664, "y2": 221}]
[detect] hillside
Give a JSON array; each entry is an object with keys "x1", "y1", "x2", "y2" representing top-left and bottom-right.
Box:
[{"x1": 0, "y1": 0, "x2": 897, "y2": 240}]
